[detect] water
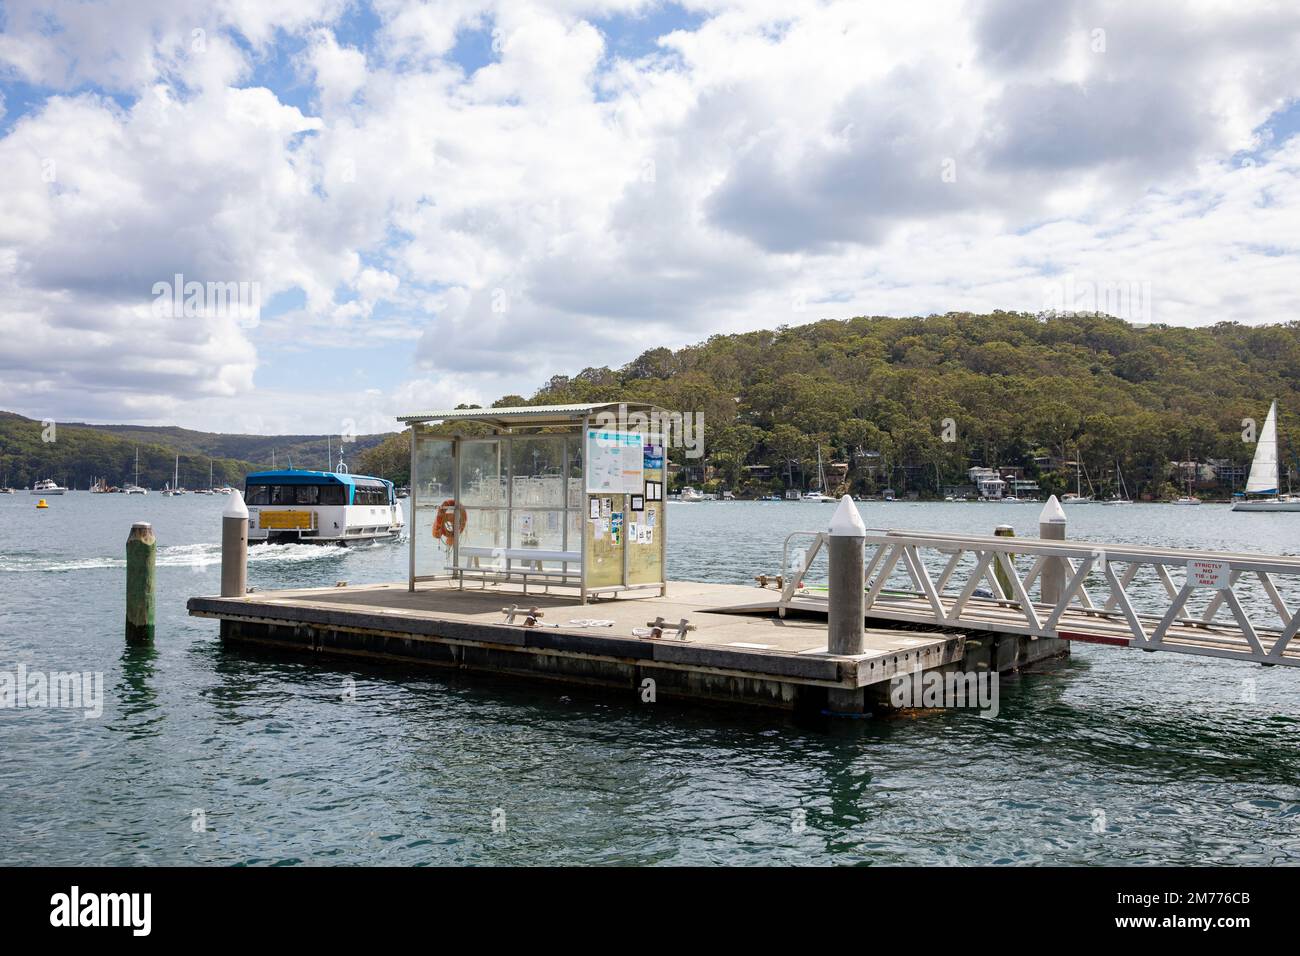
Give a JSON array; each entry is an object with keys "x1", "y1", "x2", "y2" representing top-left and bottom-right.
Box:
[{"x1": 2, "y1": 494, "x2": 1298, "y2": 865}]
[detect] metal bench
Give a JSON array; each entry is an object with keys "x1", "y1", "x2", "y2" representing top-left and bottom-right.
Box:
[{"x1": 456, "y1": 546, "x2": 583, "y2": 594}]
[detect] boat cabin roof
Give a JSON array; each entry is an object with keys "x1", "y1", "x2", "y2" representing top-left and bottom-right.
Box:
[{"x1": 245, "y1": 469, "x2": 391, "y2": 487}]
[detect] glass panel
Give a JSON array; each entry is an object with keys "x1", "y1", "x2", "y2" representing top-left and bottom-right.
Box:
[
  {"x1": 460, "y1": 441, "x2": 505, "y2": 507},
  {"x1": 566, "y1": 437, "x2": 584, "y2": 510},
  {"x1": 509, "y1": 436, "x2": 566, "y2": 509},
  {"x1": 414, "y1": 435, "x2": 455, "y2": 577},
  {"x1": 459, "y1": 507, "x2": 507, "y2": 560},
  {"x1": 295, "y1": 485, "x2": 319, "y2": 505},
  {"x1": 512, "y1": 509, "x2": 565, "y2": 553}
]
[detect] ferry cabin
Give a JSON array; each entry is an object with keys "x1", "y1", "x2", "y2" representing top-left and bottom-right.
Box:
[{"x1": 244, "y1": 469, "x2": 404, "y2": 544}]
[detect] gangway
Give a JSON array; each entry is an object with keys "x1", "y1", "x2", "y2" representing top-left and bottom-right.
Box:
[{"x1": 771, "y1": 528, "x2": 1300, "y2": 667}]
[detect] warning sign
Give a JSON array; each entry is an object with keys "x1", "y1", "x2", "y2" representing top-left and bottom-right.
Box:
[{"x1": 1187, "y1": 559, "x2": 1230, "y2": 590}]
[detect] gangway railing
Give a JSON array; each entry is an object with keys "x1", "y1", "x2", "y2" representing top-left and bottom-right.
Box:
[{"x1": 776, "y1": 528, "x2": 1300, "y2": 668}]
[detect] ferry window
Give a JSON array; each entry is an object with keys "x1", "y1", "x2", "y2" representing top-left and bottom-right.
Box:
[
  {"x1": 353, "y1": 481, "x2": 389, "y2": 505},
  {"x1": 319, "y1": 485, "x2": 346, "y2": 505},
  {"x1": 246, "y1": 485, "x2": 269, "y2": 505},
  {"x1": 295, "y1": 486, "x2": 319, "y2": 505},
  {"x1": 270, "y1": 485, "x2": 293, "y2": 504}
]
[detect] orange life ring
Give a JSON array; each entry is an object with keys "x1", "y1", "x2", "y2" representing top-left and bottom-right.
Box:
[{"x1": 432, "y1": 498, "x2": 467, "y2": 546}]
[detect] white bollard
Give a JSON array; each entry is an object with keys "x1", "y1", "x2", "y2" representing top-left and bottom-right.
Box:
[
  {"x1": 827, "y1": 495, "x2": 867, "y2": 656},
  {"x1": 1039, "y1": 495, "x2": 1067, "y2": 605},
  {"x1": 221, "y1": 490, "x2": 249, "y2": 597}
]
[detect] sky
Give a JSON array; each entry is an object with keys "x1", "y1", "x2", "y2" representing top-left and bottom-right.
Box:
[{"x1": 0, "y1": 0, "x2": 1298, "y2": 436}]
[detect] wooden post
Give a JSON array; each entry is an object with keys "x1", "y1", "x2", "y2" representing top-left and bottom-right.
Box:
[
  {"x1": 1039, "y1": 495, "x2": 1066, "y2": 605},
  {"x1": 221, "y1": 491, "x2": 248, "y2": 598},
  {"x1": 125, "y1": 522, "x2": 155, "y2": 644},
  {"x1": 993, "y1": 524, "x2": 1015, "y2": 598}
]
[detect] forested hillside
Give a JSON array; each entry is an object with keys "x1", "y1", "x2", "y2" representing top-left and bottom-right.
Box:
[
  {"x1": 0, "y1": 413, "x2": 386, "y2": 490},
  {"x1": 504, "y1": 312, "x2": 1300, "y2": 499},
  {"x1": 9, "y1": 313, "x2": 1300, "y2": 498}
]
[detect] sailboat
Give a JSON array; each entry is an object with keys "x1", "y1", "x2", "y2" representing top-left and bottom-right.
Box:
[
  {"x1": 123, "y1": 446, "x2": 148, "y2": 494},
  {"x1": 1233, "y1": 401, "x2": 1300, "y2": 511},
  {"x1": 1101, "y1": 461, "x2": 1134, "y2": 505},
  {"x1": 1172, "y1": 452, "x2": 1201, "y2": 505},
  {"x1": 194, "y1": 460, "x2": 215, "y2": 494},
  {"x1": 1062, "y1": 450, "x2": 1095, "y2": 504},
  {"x1": 802, "y1": 448, "x2": 836, "y2": 502},
  {"x1": 162, "y1": 454, "x2": 186, "y2": 496}
]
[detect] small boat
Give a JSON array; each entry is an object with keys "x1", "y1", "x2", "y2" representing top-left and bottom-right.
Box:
[
  {"x1": 1233, "y1": 400, "x2": 1300, "y2": 511},
  {"x1": 245, "y1": 457, "x2": 404, "y2": 544},
  {"x1": 122, "y1": 447, "x2": 148, "y2": 494},
  {"x1": 679, "y1": 486, "x2": 706, "y2": 502},
  {"x1": 1101, "y1": 461, "x2": 1134, "y2": 505},
  {"x1": 162, "y1": 454, "x2": 186, "y2": 496},
  {"x1": 1173, "y1": 496, "x2": 1202, "y2": 505},
  {"x1": 215, "y1": 486, "x2": 234, "y2": 495},
  {"x1": 29, "y1": 479, "x2": 66, "y2": 495},
  {"x1": 1061, "y1": 493, "x2": 1093, "y2": 504},
  {"x1": 801, "y1": 491, "x2": 836, "y2": 502}
]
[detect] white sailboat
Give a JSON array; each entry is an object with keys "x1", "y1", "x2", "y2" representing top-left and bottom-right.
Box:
[
  {"x1": 803, "y1": 448, "x2": 836, "y2": 502},
  {"x1": 162, "y1": 454, "x2": 186, "y2": 496},
  {"x1": 1233, "y1": 401, "x2": 1300, "y2": 511},
  {"x1": 123, "y1": 446, "x2": 148, "y2": 494},
  {"x1": 1101, "y1": 461, "x2": 1134, "y2": 505}
]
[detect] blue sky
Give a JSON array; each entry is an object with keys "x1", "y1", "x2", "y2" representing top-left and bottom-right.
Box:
[{"x1": 1, "y1": 1, "x2": 1299, "y2": 434}]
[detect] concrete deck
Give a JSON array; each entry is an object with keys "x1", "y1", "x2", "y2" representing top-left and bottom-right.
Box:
[{"x1": 188, "y1": 579, "x2": 969, "y2": 710}]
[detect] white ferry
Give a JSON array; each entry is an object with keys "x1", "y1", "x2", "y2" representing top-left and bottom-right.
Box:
[{"x1": 244, "y1": 467, "x2": 405, "y2": 544}]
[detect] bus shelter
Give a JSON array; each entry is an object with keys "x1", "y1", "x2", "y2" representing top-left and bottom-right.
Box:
[{"x1": 397, "y1": 403, "x2": 669, "y2": 603}]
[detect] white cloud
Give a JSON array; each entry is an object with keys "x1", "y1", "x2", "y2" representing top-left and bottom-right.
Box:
[{"x1": 0, "y1": 0, "x2": 1298, "y2": 434}]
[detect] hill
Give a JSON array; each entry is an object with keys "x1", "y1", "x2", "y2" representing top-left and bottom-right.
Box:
[{"x1": 0, "y1": 412, "x2": 390, "y2": 490}]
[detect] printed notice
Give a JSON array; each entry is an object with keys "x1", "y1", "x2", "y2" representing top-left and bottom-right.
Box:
[
  {"x1": 1187, "y1": 559, "x2": 1230, "y2": 590},
  {"x1": 587, "y1": 429, "x2": 644, "y2": 494}
]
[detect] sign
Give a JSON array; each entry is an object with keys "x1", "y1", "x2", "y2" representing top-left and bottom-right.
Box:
[
  {"x1": 586, "y1": 429, "x2": 644, "y2": 494},
  {"x1": 643, "y1": 443, "x2": 664, "y2": 470},
  {"x1": 1187, "y1": 559, "x2": 1230, "y2": 590}
]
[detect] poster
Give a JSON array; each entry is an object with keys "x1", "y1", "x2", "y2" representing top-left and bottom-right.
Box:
[{"x1": 586, "y1": 429, "x2": 644, "y2": 494}]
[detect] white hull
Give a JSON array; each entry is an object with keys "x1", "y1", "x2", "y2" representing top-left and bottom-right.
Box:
[
  {"x1": 249, "y1": 502, "x2": 404, "y2": 544},
  {"x1": 1232, "y1": 498, "x2": 1300, "y2": 512}
]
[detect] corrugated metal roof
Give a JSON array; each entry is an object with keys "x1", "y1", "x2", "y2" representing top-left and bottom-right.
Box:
[{"x1": 397, "y1": 402, "x2": 662, "y2": 426}]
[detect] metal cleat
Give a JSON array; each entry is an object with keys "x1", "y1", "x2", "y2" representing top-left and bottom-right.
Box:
[
  {"x1": 645, "y1": 616, "x2": 695, "y2": 640},
  {"x1": 501, "y1": 604, "x2": 545, "y2": 626}
]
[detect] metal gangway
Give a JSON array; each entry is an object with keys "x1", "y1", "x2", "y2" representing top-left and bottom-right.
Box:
[{"x1": 776, "y1": 528, "x2": 1300, "y2": 667}]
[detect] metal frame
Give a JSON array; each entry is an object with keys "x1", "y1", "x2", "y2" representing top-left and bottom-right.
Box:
[{"x1": 776, "y1": 528, "x2": 1300, "y2": 667}]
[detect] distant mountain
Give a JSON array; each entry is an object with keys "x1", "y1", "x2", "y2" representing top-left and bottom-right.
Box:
[{"x1": 0, "y1": 411, "x2": 397, "y2": 490}]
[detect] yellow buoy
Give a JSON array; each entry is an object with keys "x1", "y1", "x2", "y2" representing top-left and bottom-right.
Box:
[{"x1": 36, "y1": 498, "x2": 48, "y2": 509}]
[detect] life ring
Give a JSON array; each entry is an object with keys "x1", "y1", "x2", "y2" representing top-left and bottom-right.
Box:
[{"x1": 432, "y1": 499, "x2": 467, "y2": 546}]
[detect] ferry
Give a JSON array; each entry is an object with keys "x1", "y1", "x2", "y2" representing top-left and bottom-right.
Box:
[{"x1": 244, "y1": 465, "x2": 405, "y2": 544}]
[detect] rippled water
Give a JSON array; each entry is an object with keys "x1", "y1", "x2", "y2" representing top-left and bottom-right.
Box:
[{"x1": 1, "y1": 494, "x2": 1298, "y2": 865}]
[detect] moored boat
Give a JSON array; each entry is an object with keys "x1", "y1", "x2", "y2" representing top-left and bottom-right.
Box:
[{"x1": 29, "y1": 479, "x2": 66, "y2": 495}]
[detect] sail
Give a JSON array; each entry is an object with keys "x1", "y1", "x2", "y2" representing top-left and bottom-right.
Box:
[{"x1": 1246, "y1": 401, "x2": 1279, "y2": 494}]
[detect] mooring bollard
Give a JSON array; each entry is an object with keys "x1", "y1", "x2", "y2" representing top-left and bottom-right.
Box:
[
  {"x1": 221, "y1": 490, "x2": 249, "y2": 598},
  {"x1": 827, "y1": 495, "x2": 866, "y2": 656},
  {"x1": 993, "y1": 524, "x2": 1015, "y2": 598},
  {"x1": 125, "y1": 522, "x2": 155, "y2": 644},
  {"x1": 1039, "y1": 495, "x2": 1066, "y2": 605}
]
